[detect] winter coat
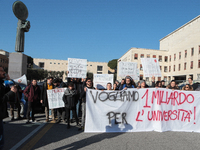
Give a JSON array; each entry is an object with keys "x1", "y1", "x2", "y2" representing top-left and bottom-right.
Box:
[
  {"x1": 0, "y1": 79, "x2": 10, "y2": 119},
  {"x1": 24, "y1": 84, "x2": 41, "y2": 102},
  {"x1": 80, "y1": 86, "x2": 95, "y2": 103},
  {"x1": 40, "y1": 82, "x2": 55, "y2": 107},
  {"x1": 63, "y1": 88, "x2": 77, "y2": 109}
]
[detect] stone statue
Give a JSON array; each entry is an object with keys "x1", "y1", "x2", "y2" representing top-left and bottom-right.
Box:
[{"x1": 12, "y1": 1, "x2": 30, "y2": 52}]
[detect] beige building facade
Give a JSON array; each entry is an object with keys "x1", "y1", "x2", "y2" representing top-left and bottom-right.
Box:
[
  {"x1": 118, "y1": 15, "x2": 200, "y2": 82},
  {"x1": 33, "y1": 58, "x2": 112, "y2": 81}
]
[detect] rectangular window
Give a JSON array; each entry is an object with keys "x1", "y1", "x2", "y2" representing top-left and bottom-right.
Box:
[
  {"x1": 179, "y1": 52, "x2": 181, "y2": 59},
  {"x1": 199, "y1": 46, "x2": 200, "y2": 54},
  {"x1": 160, "y1": 66, "x2": 162, "y2": 71},
  {"x1": 178, "y1": 64, "x2": 181, "y2": 71},
  {"x1": 185, "y1": 50, "x2": 187, "y2": 58},
  {"x1": 97, "y1": 72, "x2": 102, "y2": 74},
  {"x1": 165, "y1": 56, "x2": 168, "y2": 62},
  {"x1": 191, "y1": 61, "x2": 193, "y2": 69},
  {"x1": 169, "y1": 66, "x2": 171, "y2": 72},
  {"x1": 174, "y1": 54, "x2": 176, "y2": 61},
  {"x1": 140, "y1": 54, "x2": 144, "y2": 58},
  {"x1": 153, "y1": 55, "x2": 156, "y2": 58},
  {"x1": 159, "y1": 56, "x2": 162, "y2": 62},
  {"x1": 97, "y1": 66, "x2": 103, "y2": 71},
  {"x1": 199, "y1": 60, "x2": 200, "y2": 68},
  {"x1": 50, "y1": 62, "x2": 52, "y2": 64},
  {"x1": 164, "y1": 76, "x2": 167, "y2": 81},
  {"x1": 146, "y1": 77, "x2": 149, "y2": 81},
  {"x1": 147, "y1": 54, "x2": 150, "y2": 58},
  {"x1": 191, "y1": 48, "x2": 194, "y2": 56},
  {"x1": 39, "y1": 62, "x2": 44, "y2": 68},
  {"x1": 58, "y1": 63, "x2": 60, "y2": 65},
  {"x1": 140, "y1": 64, "x2": 143, "y2": 71},
  {"x1": 134, "y1": 53, "x2": 138, "y2": 59},
  {"x1": 164, "y1": 66, "x2": 167, "y2": 72},
  {"x1": 169, "y1": 55, "x2": 171, "y2": 62},
  {"x1": 174, "y1": 65, "x2": 175, "y2": 71},
  {"x1": 184, "y1": 63, "x2": 186, "y2": 70}
]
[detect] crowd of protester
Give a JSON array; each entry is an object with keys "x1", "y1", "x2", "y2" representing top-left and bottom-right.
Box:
[{"x1": 1, "y1": 64, "x2": 200, "y2": 148}]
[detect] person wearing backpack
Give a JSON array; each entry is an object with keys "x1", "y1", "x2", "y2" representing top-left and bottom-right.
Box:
[
  {"x1": 23, "y1": 79, "x2": 41, "y2": 123},
  {"x1": 63, "y1": 82, "x2": 79, "y2": 129}
]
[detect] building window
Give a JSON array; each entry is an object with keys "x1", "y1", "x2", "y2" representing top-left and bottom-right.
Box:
[
  {"x1": 39, "y1": 62, "x2": 44, "y2": 68},
  {"x1": 97, "y1": 72, "x2": 102, "y2": 74},
  {"x1": 147, "y1": 54, "x2": 150, "y2": 58},
  {"x1": 199, "y1": 46, "x2": 200, "y2": 54},
  {"x1": 184, "y1": 63, "x2": 186, "y2": 70},
  {"x1": 191, "y1": 48, "x2": 194, "y2": 56},
  {"x1": 159, "y1": 56, "x2": 162, "y2": 62},
  {"x1": 134, "y1": 53, "x2": 138, "y2": 59},
  {"x1": 179, "y1": 52, "x2": 181, "y2": 59},
  {"x1": 141, "y1": 54, "x2": 144, "y2": 58},
  {"x1": 169, "y1": 55, "x2": 171, "y2": 62},
  {"x1": 169, "y1": 66, "x2": 171, "y2": 72},
  {"x1": 58, "y1": 63, "x2": 60, "y2": 65},
  {"x1": 174, "y1": 54, "x2": 176, "y2": 61},
  {"x1": 164, "y1": 76, "x2": 167, "y2": 81},
  {"x1": 140, "y1": 64, "x2": 143, "y2": 71},
  {"x1": 174, "y1": 65, "x2": 175, "y2": 71},
  {"x1": 153, "y1": 55, "x2": 156, "y2": 58},
  {"x1": 146, "y1": 77, "x2": 149, "y2": 81},
  {"x1": 199, "y1": 60, "x2": 200, "y2": 68},
  {"x1": 191, "y1": 61, "x2": 193, "y2": 69},
  {"x1": 90, "y1": 65, "x2": 92, "y2": 66},
  {"x1": 97, "y1": 66, "x2": 103, "y2": 71},
  {"x1": 54, "y1": 63, "x2": 56, "y2": 64},
  {"x1": 164, "y1": 56, "x2": 168, "y2": 62},
  {"x1": 178, "y1": 64, "x2": 181, "y2": 71},
  {"x1": 185, "y1": 50, "x2": 187, "y2": 58},
  {"x1": 164, "y1": 66, "x2": 167, "y2": 72},
  {"x1": 50, "y1": 62, "x2": 52, "y2": 64},
  {"x1": 160, "y1": 66, "x2": 162, "y2": 71}
]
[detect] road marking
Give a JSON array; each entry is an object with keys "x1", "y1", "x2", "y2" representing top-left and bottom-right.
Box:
[
  {"x1": 10, "y1": 123, "x2": 46, "y2": 150},
  {"x1": 19, "y1": 122, "x2": 54, "y2": 150}
]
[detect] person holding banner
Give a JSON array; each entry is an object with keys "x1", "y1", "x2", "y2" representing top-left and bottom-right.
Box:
[
  {"x1": 166, "y1": 80, "x2": 179, "y2": 90},
  {"x1": 118, "y1": 79, "x2": 125, "y2": 90},
  {"x1": 40, "y1": 77, "x2": 56, "y2": 122},
  {"x1": 106, "y1": 82, "x2": 112, "y2": 90},
  {"x1": 79, "y1": 78, "x2": 95, "y2": 131},
  {"x1": 122, "y1": 76, "x2": 136, "y2": 89},
  {"x1": 113, "y1": 83, "x2": 118, "y2": 91}
]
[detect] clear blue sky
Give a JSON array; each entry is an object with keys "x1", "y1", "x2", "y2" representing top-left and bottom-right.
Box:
[{"x1": 0, "y1": 0, "x2": 200, "y2": 62}]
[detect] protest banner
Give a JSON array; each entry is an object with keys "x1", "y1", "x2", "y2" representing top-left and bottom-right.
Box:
[
  {"x1": 141, "y1": 58, "x2": 161, "y2": 77},
  {"x1": 93, "y1": 74, "x2": 114, "y2": 89},
  {"x1": 68, "y1": 58, "x2": 87, "y2": 78},
  {"x1": 118, "y1": 61, "x2": 139, "y2": 80},
  {"x1": 47, "y1": 88, "x2": 66, "y2": 109},
  {"x1": 85, "y1": 88, "x2": 200, "y2": 133}
]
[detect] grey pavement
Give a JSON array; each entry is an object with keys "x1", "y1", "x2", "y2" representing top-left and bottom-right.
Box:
[{"x1": 2, "y1": 111, "x2": 200, "y2": 150}]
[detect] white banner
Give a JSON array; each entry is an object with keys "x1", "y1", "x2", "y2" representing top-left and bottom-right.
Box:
[
  {"x1": 118, "y1": 61, "x2": 139, "y2": 80},
  {"x1": 47, "y1": 88, "x2": 66, "y2": 109},
  {"x1": 68, "y1": 58, "x2": 87, "y2": 78},
  {"x1": 85, "y1": 88, "x2": 200, "y2": 132},
  {"x1": 94, "y1": 74, "x2": 114, "y2": 89},
  {"x1": 141, "y1": 58, "x2": 161, "y2": 77}
]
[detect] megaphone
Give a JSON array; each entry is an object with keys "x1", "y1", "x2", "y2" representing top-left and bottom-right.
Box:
[{"x1": 4, "y1": 74, "x2": 27, "y2": 86}]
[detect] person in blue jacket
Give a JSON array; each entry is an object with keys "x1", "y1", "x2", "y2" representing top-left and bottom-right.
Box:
[{"x1": 122, "y1": 76, "x2": 136, "y2": 90}]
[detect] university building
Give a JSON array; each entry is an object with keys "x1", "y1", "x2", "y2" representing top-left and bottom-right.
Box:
[
  {"x1": 33, "y1": 58, "x2": 114, "y2": 81},
  {"x1": 117, "y1": 15, "x2": 200, "y2": 82}
]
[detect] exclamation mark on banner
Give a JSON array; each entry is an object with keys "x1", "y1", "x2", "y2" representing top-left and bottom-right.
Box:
[{"x1": 194, "y1": 106, "x2": 196, "y2": 124}]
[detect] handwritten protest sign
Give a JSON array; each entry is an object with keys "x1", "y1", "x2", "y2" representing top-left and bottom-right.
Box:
[
  {"x1": 85, "y1": 88, "x2": 200, "y2": 132},
  {"x1": 141, "y1": 58, "x2": 161, "y2": 77},
  {"x1": 47, "y1": 88, "x2": 66, "y2": 109},
  {"x1": 68, "y1": 58, "x2": 87, "y2": 78},
  {"x1": 94, "y1": 74, "x2": 114, "y2": 89},
  {"x1": 118, "y1": 61, "x2": 139, "y2": 80}
]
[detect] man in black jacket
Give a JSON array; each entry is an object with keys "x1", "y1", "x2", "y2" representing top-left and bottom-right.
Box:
[
  {"x1": 79, "y1": 78, "x2": 95, "y2": 131},
  {"x1": 0, "y1": 66, "x2": 17, "y2": 149}
]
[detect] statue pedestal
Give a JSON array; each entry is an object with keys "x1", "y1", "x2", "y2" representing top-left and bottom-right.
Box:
[{"x1": 8, "y1": 52, "x2": 27, "y2": 79}]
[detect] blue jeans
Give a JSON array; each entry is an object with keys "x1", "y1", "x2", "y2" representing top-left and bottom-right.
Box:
[{"x1": 0, "y1": 120, "x2": 4, "y2": 150}]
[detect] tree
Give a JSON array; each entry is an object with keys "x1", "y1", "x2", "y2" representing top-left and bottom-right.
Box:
[{"x1": 108, "y1": 59, "x2": 118, "y2": 70}]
